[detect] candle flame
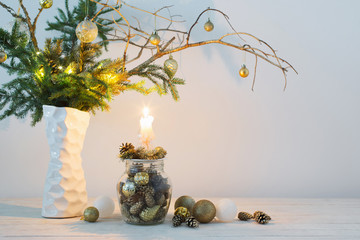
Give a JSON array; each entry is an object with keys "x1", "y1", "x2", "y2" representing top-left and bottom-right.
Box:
[{"x1": 143, "y1": 107, "x2": 150, "y2": 117}]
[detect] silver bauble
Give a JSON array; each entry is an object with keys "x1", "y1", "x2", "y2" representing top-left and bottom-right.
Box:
[
  {"x1": 6, "y1": 19, "x2": 30, "y2": 46},
  {"x1": 149, "y1": 32, "x2": 160, "y2": 45},
  {"x1": 39, "y1": 0, "x2": 53, "y2": 9},
  {"x1": 76, "y1": 17, "x2": 98, "y2": 43},
  {"x1": 164, "y1": 55, "x2": 178, "y2": 76}
]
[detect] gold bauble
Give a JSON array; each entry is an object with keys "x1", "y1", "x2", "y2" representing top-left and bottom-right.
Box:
[
  {"x1": 83, "y1": 206, "x2": 99, "y2": 222},
  {"x1": 174, "y1": 206, "x2": 191, "y2": 219},
  {"x1": 76, "y1": 17, "x2": 98, "y2": 43},
  {"x1": 134, "y1": 172, "x2": 149, "y2": 185},
  {"x1": 149, "y1": 32, "x2": 161, "y2": 45},
  {"x1": 0, "y1": 50, "x2": 7, "y2": 63},
  {"x1": 122, "y1": 181, "x2": 136, "y2": 197},
  {"x1": 164, "y1": 55, "x2": 178, "y2": 76},
  {"x1": 192, "y1": 199, "x2": 216, "y2": 223},
  {"x1": 204, "y1": 19, "x2": 214, "y2": 32},
  {"x1": 39, "y1": 0, "x2": 53, "y2": 9},
  {"x1": 239, "y1": 65, "x2": 249, "y2": 78},
  {"x1": 174, "y1": 196, "x2": 195, "y2": 213}
]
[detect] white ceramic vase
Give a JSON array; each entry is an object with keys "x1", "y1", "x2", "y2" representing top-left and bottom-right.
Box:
[{"x1": 41, "y1": 105, "x2": 90, "y2": 218}]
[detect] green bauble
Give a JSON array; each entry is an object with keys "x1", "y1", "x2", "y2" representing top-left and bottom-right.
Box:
[
  {"x1": 204, "y1": 19, "x2": 214, "y2": 32},
  {"x1": 192, "y1": 199, "x2": 216, "y2": 223},
  {"x1": 149, "y1": 32, "x2": 161, "y2": 45},
  {"x1": 164, "y1": 55, "x2": 178, "y2": 76},
  {"x1": 39, "y1": 0, "x2": 53, "y2": 9},
  {"x1": 174, "y1": 196, "x2": 195, "y2": 213},
  {"x1": 83, "y1": 206, "x2": 99, "y2": 222}
]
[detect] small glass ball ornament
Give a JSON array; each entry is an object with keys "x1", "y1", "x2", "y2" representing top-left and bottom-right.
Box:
[
  {"x1": 204, "y1": 18, "x2": 214, "y2": 32},
  {"x1": 6, "y1": 19, "x2": 30, "y2": 47},
  {"x1": 134, "y1": 172, "x2": 150, "y2": 185},
  {"x1": 174, "y1": 195, "x2": 196, "y2": 213},
  {"x1": 39, "y1": 0, "x2": 53, "y2": 9},
  {"x1": 93, "y1": 196, "x2": 115, "y2": 218},
  {"x1": 76, "y1": 17, "x2": 98, "y2": 43},
  {"x1": 192, "y1": 199, "x2": 216, "y2": 223},
  {"x1": 0, "y1": 47, "x2": 7, "y2": 63},
  {"x1": 122, "y1": 181, "x2": 136, "y2": 197},
  {"x1": 83, "y1": 206, "x2": 99, "y2": 222},
  {"x1": 174, "y1": 207, "x2": 191, "y2": 220},
  {"x1": 149, "y1": 32, "x2": 161, "y2": 45},
  {"x1": 216, "y1": 198, "x2": 237, "y2": 222},
  {"x1": 239, "y1": 64, "x2": 249, "y2": 78},
  {"x1": 164, "y1": 55, "x2": 178, "y2": 76}
]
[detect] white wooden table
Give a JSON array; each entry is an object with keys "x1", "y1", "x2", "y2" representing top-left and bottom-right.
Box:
[{"x1": 0, "y1": 198, "x2": 359, "y2": 239}]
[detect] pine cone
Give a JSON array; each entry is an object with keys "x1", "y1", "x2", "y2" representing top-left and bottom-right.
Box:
[
  {"x1": 139, "y1": 205, "x2": 161, "y2": 222},
  {"x1": 172, "y1": 215, "x2": 183, "y2": 227},
  {"x1": 120, "y1": 142, "x2": 135, "y2": 154},
  {"x1": 125, "y1": 193, "x2": 143, "y2": 205},
  {"x1": 155, "y1": 193, "x2": 166, "y2": 206},
  {"x1": 145, "y1": 192, "x2": 156, "y2": 207},
  {"x1": 130, "y1": 201, "x2": 144, "y2": 215},
  {"x1": 186, "y1": 217, "x2": 199, "y2": 228},
  {"x1": 121, "y1": 204, "x2": 131, "y2": 218},
  {"x1": 238, "y1": 212, "x2": 253, "y2": 221},
  {"x1": 155, "y1": 207, "x2": 167, "y2": 221},
  {"x1": 254, "y1": 211, "x2": 271, "y2": 224},
  {"x1": 126, "y1": 215, "x2": 141, "y2": 224}
]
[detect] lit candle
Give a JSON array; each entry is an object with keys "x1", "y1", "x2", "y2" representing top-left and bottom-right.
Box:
[{"x1": 140, "y1": 107, "x2": 154, "y2": 149}]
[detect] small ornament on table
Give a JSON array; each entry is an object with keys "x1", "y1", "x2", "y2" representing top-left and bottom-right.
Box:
[
  {"x1": 93, "y1": 196, "x2": 115, "y2": 218},
  {"x1": 0, "y1": 47, "x2": 7, "y2": 63},
  {"x1": 39, "y1": 0, "x2": 53, "y2": 9},
  {"x1": 192, "y1": 199, "x2": 216, "y2": 223},
  {"x1": 76, "y1": 17, "x2": 98, "y2": 43},
  {"x1": 204, "y1": 18, "x2": 214, "y2": 32},
  {"x1": 82, "y1": 206, "x2": 99, "y2": 222},
  {"x1": 172, "y1": 214, "x2": 183, "y2": 227},
  {"x1": 254, "y1": 211, "x2": 271, "y2": 224},
  {"x1": 174, "y1": 206, "x2": 191, "y2": 222},
  {"x1": 149, "y1": 32, "x2": 161, "y2": 45},
  {"x1": 174, "y1": 195, "x2": 196, "y2": 213},
  {"x1": 215, "y1": 198, "x2": 237, "y2": 222},
  {"x1": 238, "y1": 211, "x2": 254, "y2": 221},
  {"x1": 186, "y1": 217, "x2": 199, "y2": 228}
]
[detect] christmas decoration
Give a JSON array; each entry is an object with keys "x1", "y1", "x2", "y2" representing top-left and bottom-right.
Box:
[
  {"x1": 174, "y1": 196, "x2": 196, "y2": 213},
  {"x1": 139, "y1": 205, "x2": 161, "y2": 222},
  {"x1": 0, "y1": 47, "x2": 7, "y2": 63},
  {"x1": 254, "y1": 211, "x2": 271, "y2": 224},
  {"x1": 238, "y1": 212, "x2": 253, "y2": 221},
  {"x1": 93, "y1": 196, "x2": 115, "y2": 218},
  {"x1": 164, "y1": 55, "x2": 178, "y2": 77},
  {"x1": 39, "y1": 0, "x2": 53, "y2": 9},
  {"x1": 239, "y1": 64, "x2": 249, "y2": 78},
  {"x1": 204, "y1": 18, "x2": 214, "y2": 32},
  {"x1": 215, "y1": 198, "x2": 237, "y2": 222},
  {"x1": 122, "y1": 181, "x2": 136, "y2": 197},
  {"x1": 83, "y1": 206, "x2": 99, "y2": 222},
  {"x1": 149, "y1": 32, "x2": 161, "y2": 45},
  {"x1": 6, "y1": 19, "x2": 30, "y2": 47},
  {"x1": 144, "y1": 192, "x2": 156, "y2": 207},
  {"x1": 134, "y1": 172, "x2": 150, "y2": 185},
  {"x1": 192, "y1": 200, "x2": 216, "y2": 223},
  {"x1": 172, "y1": 215, "x2": 183, "y2": 227},
  {"x1": 174, "y1": 207, "x2": 191, "y2": 221},
  {"x1": 130, "y1": 201, "x2": 144, "y2": 215},
  {"x1": 76, "y1": 17, "x2": 98, "y2": 43},
  {"x1": 186, "y1": 217, "x2": 199, "y2": 228},
  {"x1": 119, "y1": 143, "x2": 167, "y2": 160}
]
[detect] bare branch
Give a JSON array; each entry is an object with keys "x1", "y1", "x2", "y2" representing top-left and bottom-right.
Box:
[{"x1": 0, "y1": 1, "x2": 26, "y2": 21}]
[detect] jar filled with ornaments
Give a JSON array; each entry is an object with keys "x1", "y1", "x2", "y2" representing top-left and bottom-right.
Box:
[{"x1": 117, "y1": 143, "x2": 172, "y2": 225}]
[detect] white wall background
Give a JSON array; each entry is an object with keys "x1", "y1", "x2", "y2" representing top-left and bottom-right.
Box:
[{"x1": 0, "y1": 0, "x2": 359, "y2": 199}]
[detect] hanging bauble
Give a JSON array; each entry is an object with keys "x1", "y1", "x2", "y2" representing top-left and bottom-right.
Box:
[
  {"x1": 215, "y1": 198, "x2": 237, "y2": 222},
  {"x1": 93, "y1": 196, "x2": 115, "y2": 218},
  {"x1": 6, "y1": 19, "x2": 30, "y2": 47},
  {"x1": 204, "y1": 19, "x2": 214, "y2": 32},
  {"x1": 83, "y1": 206, "x2": 99, "y2": 222},
  {"x1": 174, "y1": 195, "x2": 196, "y2": 213},
  {"x1": 164, "y1": 55, "x2": 178, "y2": 76},
  {"x1": 0, "y1": 47, "x2": 7, "y2": 63},
  {"x1": 192, "y1": 199, "x2": 216, "y2": 223},
  {"x1": 149, "y1": 32, "x2": 161, "y2": 45},
  {"x1": 76, "y1": 17, "x2": 98, "y2": 43},
  {"x1": 39, "y1": 0, "x2": 53, "y2": 9},
  {"x1": 239, "y1": 64, "x2": 249, "y2": 78}
]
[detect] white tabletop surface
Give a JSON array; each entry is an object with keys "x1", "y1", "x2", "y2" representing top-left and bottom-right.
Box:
[{"x1": 0, "y1": 198, "x2": 359, "y2": 240}]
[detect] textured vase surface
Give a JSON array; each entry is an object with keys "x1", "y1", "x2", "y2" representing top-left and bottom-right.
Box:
[{"x1": 42, "y1": 105, "x2": 90, "y2": 218}]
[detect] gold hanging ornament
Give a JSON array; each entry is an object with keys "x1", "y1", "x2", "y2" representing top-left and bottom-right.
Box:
[
  {"x1": 204, "y1": 18, "x2": 214, "y2": 32},
  {"x1": 239, "y1": 64, "x2": 249, "y2": 78},
  {"x1": 149, "y1": 32, "x2": 160, "y2": 45},
  {"x1": 76, "y1": 17, "x2": 98, "y2": 43},
  {"x1": 164, "y1": 55, "x2": 178, "y2": 76},
  {"x1": 0, "y1": 47, "x2": 7, "y2": 63},
  {"x1": 39, "y1": 0, "x2": 53, "y2": 9}
]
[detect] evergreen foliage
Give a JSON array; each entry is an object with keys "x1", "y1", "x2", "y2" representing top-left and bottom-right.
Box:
[{"x1": 0, "y1": 0, "x2": 185, "y2": 126}]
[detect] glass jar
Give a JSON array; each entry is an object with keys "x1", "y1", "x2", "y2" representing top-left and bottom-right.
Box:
[{"x1": 117, "y1": 159, "x2": 172, "y2": 225}]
